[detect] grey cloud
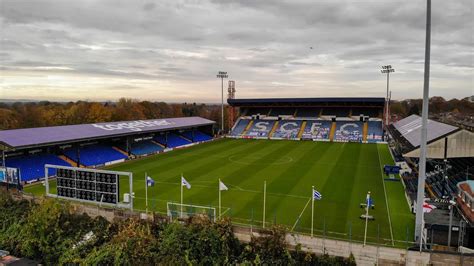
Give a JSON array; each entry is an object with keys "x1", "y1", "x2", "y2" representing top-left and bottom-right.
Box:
[{"x1": 0, "y1": 0, "x2": 472, "y2": 102}]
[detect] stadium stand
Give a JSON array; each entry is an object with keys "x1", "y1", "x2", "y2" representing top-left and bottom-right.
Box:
[
  {"x1": 244, "y1": 107, "x2": 271, "y2": 116},
  {"x1": 64, "y1": 144, "x2": 128, "y2": 167},
  {"x1": 350, "y1": 107, "x2": 381, "y2": 118},
  {"x1": 296, "y1": 108, "x2": 322, "y2": 118},
  {"x1": 269, "y1": 108, "x2": 296, "y2": 116},
  {"x1": 323, "y1": 108, "x2": 350, "y2": 117},
  {"x1": 230, "y1": 119, "x2": 250, "y2": 136},
  {"x1": 154, "y1": 133, "x2": 192, "y2": 148},
  {"x1": 6, "y1": 153, "x2": 71, "y2": 182},
  {"x1": 271, "y1": 120, "x2": 303, "y2": 139},
  {"x1": 228, "y1": 97, "x2": 386, "y2": 143},
  {"x1": 367, "y1": 121, "x2": 384, "y2": 143},
  {"x1": 245, "y1": 119, "x2": 276, "y2": 137},
  {"x1": 122, "y1": 140, "x2": 164, "y2": 156},
  {"x1": 333, "y1": 121, "x2": 363, "y2": 142},
  {"x1": 0, "y1": 117, "x2": 215, "y2": 183},
  {"x1": 301, "y1": 120, "x2": 332, "y2": 140},
  {"x1": 181, "y1": 130, "x2": 212, "y2": 142}
]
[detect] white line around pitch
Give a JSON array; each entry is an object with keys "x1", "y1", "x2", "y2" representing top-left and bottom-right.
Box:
[
  {"x1": 291, "y1": 197, "x2": 312, "y2": 231},
  {"x1": 376, "y1": 144, "x2": 395, "y2": 246}
]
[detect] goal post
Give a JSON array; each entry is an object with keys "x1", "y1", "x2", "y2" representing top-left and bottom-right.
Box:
[{"x1": 167, "y1": 202, "x2": 217, "y2": 222}]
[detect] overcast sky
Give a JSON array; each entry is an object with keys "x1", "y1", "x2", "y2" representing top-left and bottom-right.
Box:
[{"x1": 0, "y1": 0, "x2": 472, "y2": 103}]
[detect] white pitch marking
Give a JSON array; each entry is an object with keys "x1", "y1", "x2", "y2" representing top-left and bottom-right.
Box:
[
  {"x1": 291, "y1": 197, "x2": 312, "y2": 231},
  {"x1": 376, "y1": 144, "x2": 395, "y2": 246}
]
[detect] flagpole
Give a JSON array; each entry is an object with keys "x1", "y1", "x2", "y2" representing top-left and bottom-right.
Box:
[
  {"x1": 180, "y1": 174, "x2": 183, "y2": 218},
  {"x1": 145, "y1": 172, "x2": 148, "y2": 213},
  {"x1": 363, "y1": 191, "x2": 370, "y2": 246},
  {"x1": 311, "y1": 186, "x2": 315, "y2": 237},
  {"x1": 219, "y1": 178, "x2": 222, "y2": 218},
  {"x1": 263, "y1": 180, "x2": 266, "y2": 229}
]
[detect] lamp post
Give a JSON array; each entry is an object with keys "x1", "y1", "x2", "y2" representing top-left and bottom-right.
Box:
[
  {"x1": 448, "y1": 199, "x2": 456, "y2": 247},
  {"x1": 415, "y1": 0, "x2": 432, "y2": 249},
  {"x1": 381, "y1": 65, "x2": 395, "y2": 126},
  {"x1": 217, "y1": 71, "x2": 228, "y2": 133}
]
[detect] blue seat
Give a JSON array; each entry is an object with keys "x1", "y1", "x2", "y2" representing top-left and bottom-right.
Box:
[
  {"x1": 181, "y1": 130, "x2": 212, "y2": 142},
  {"x1": 301, "y1": 121, "x2": 331, "y2": 140},
  {"x1": 245, "y1": 119, "x2": 275, "y2": 137},
  {"x1": 334, "y1": 121, "x2": 363, "y2": 142},
  {"x1": 230, "y1": 119, "x2": 250, "y2": 136},
  {"x1": 154, "y1": 133, "x2": 191, "y2": 148},
  {"x1": 64, "y1": 144, "x2": 128, "y2": 166},
  {"x1": 367, "y1": 121, "x2": 383, "y2": 143},
  {"x1": 120, "y1": 140, "x2": 164, "y2": 156},
  {"x1": 6, "y1": 153, "x2": 71, "y2": 182},
  {"x1": 272, "y1": 120, "x2": 303, "y2": 139}
]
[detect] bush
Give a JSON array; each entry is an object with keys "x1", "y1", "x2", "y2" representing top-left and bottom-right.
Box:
[{"x1": 0, "y1": 193, "x2": 357, "y2": 265}]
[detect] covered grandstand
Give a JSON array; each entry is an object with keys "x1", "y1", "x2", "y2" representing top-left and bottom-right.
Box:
[
  {"x1": 227, "y1": 97, "x2": 385, "y2": 143},
  {"x1": 388, "y1": 115, "x2": 474, "y2": 200},
  {"x1": 0, "y1": 117, "x2": 215, "y2": 182}
]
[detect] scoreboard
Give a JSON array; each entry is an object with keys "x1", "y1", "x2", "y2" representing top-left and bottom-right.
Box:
[
  {"x1": 45, "y1": 164, "x2": 133, "y2": 209},
  {"x1": 56, "y1": 168, "x2": 119, "y2": 204}
]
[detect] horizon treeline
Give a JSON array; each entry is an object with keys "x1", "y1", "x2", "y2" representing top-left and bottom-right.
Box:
[
  {"x1": 0, "y1": 96, "x2": 472, "y2": 130},
  {"x1": 0, "y1": 98, "x2": 226, "y2": 130}
]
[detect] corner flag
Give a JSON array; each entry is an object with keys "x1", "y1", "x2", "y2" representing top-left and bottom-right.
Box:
[
  {"x1": 311, "y1": 186, "x2": 322, "y2": 237},
  {"x1": 181, "y1": 176, "x2": 191, "y2": 189},
  {"x1": 366, "y1": 193, "x2": 373, "y2": 208},
  {"x1": 219, "y1": 180, "x2": 228, "y2": 191},
  {"x1": 147, "y1": 176, "x2": 155, "y2": 187},
  {"x1": 313, "y1": 189, "x2": 322, "y2": 200}
]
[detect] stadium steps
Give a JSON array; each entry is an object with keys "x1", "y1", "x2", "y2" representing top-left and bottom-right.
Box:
[
  {"x1": 269, "y1": 121, "x2": 280, "y2": 138},
  {"x1": 242, "y1": 120, "x2": 254, "y2": 135},
  {"x1": 179, "y1": 135, "x2": 193, "y2": 143},
  {"x1": 178, "y1": 135, "x2": 192, "y2": 143},
  {"x1": 297, "y1": 121, "x2": 306, "y2": 138},
  {"x1": 319, "y1": 108, "x2": 323, "y2": 117},
  {"x1": 349, "y1": 109, "x2": 353, "y2": 117},
  {"x1": 363, "y1": 122, "x2": 368, "y2": 142},
  {"x1": 152, "y1": 140, "x2": 166, "y2": 148},
  {"x1": 113, "y1": 146, "x2": 130, "y2": 157},
  {"x1": 58, "y1": 155, "x2": 76, "y2": 167},
  {"x1": 329, "y1": 122, "x2": 337, "y2": 141},
  {"x1": 267, "y1": 109, "x2": 272, "y2": 116}
]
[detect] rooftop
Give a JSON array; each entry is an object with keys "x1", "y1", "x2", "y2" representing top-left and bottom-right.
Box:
[
  {"x1": 228, "y1": 97, "x2": 385, "y2": 107},
  {"x1": 0, "y1": 117, "x2": 215, "y2": 150},
  {"x1": 391, "y1": 114, "x2": 458, "y2": 148}
]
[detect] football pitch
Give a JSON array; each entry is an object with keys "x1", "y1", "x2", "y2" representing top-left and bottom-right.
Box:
[{"x1": 25, "y1": 138, "x2": 414, "y2": 246}]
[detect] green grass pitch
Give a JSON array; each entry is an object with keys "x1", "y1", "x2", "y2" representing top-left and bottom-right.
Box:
[{"x1": 25, "y1": 138, "x2": 414, "y2": 246}]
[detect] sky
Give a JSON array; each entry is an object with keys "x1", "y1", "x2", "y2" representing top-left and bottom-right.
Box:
[{"x1": 0, "y1": 0, "x2": 472, "y2": 103}]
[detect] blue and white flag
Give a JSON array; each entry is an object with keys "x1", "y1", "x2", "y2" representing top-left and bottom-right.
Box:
[
  {"x1": 181, "y1": 176, "x2": 191, "y2": 189},
  {"x1": 313, "y1": 189, "x2": 322, "y2": 200},
  {"x1": 366, "y1": 192, "x2": 373, "y2": 208},
  {"x1": 147, "y1": 176, "x2": 155, "y2": 187}
]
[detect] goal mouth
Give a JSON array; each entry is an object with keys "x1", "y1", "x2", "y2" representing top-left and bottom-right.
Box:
[{"x1": 167, "y1": 202, "x2": 218, "y2": 222}]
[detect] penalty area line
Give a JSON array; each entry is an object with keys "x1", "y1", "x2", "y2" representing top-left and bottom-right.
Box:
[{"x1": 291, "y1": 197, "x2": 312, "y2": 231}]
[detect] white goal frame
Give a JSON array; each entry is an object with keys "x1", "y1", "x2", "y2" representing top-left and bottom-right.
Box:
[{"x1": 166, "y1": 202, "x2": 217, "y2": 222}]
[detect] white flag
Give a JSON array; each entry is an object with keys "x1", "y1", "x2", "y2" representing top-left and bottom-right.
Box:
[
  {"x1": 181, "y1": 176, "x2": 191, "y2": 189},
  {"x1": 219, "y1": 180, "x2": 228, "y2": 191}
]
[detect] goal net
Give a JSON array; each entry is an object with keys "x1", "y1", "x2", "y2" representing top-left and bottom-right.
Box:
[{"x1": 167, "y1": 202, "x2": 217, "y2": 222}]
